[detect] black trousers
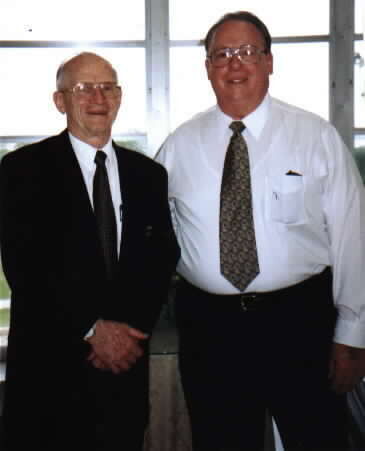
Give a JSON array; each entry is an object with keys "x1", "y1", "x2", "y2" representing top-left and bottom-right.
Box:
[
  {"x1": 176, "y1": 269, "x2": 349, "y2": 451},
  {"x1": 2, "y1": 354, "x2": 149, "y2": 451}
]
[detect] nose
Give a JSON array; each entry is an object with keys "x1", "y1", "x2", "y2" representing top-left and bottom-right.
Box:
[
  {"x1": 91, "y1": 86, "x2": 107, "y2": 103},
  {"x1": 229, "y1": 53, "x2": 244, "y2": 70}
]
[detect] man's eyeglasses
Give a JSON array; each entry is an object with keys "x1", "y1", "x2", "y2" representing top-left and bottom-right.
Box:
[
  {"x1": 208, "y1": 44, "x2": 268, "y2": 68},
  {"x1": 61, "y1": 82, "x2": 121, "y2": 99}
]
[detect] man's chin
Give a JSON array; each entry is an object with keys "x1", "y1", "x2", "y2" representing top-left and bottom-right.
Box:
[{"x1": 85, "y1": 124, "x2": 112, "y2": 136}]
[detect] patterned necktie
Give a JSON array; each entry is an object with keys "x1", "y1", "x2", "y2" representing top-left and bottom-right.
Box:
[
  {"x1": 220, "y1": 121, "x2": 260, "y2": 291},
  {"x1": 93, "y1": 150, "x2": 118, "y2": 281}
]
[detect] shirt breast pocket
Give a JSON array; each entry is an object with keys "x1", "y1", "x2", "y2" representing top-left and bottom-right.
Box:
[{"x1": 266, "y1": 174, "x2": 307, "y2": 225}]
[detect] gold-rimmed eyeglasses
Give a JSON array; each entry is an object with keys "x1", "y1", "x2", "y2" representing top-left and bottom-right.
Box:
[
  {"x1": 208, "y1": 44, "x2": 268, "y2": 68},
  {"x1": 61, "y1": 82, "x2": 121, "y2": 99}
]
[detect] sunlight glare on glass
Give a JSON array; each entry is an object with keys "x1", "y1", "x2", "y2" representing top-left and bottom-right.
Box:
[
  {"x1": 270, "y1": 43, "x2": 329, "y2": 120},
  {"x1": 355, "y1": 0, "x2": 365, "y2": 34},
  {"x1": 0, "y1": 0, "x2": 145, "y2": 40},
  {"x1": 170, "y1": 0, "x2": 329, "y2": 40},
  {"x1": 170, "y1": 47, "x2": 214, "y2": 130},
  {"x1": 0, "y1": 48, "x2": 146, "y2": 136}
]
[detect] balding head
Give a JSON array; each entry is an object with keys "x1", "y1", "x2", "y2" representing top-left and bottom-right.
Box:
[
  {"x1": 56, "y1": 52, "x2": 118, "y2": 91},
  {"x1": 53, "y1": 52, "x2": 121, "y2": 149}
]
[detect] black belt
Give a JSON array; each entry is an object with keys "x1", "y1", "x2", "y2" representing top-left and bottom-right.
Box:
[{"x1": 181, "y1": 267, "x2": 332, "y2": 313}]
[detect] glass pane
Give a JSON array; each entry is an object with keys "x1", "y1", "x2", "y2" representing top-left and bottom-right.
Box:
[
  {"x1": 0, "y1": 141, "x2": 38, "y2": 156},
  {"x1": 270, "y1": 42, "x2": 329, "y2": 120},
  {"x1": 355, "y1": 41, "x2": 365, "y2": 128},
  {"x1": 170, "y1": 0, "x2": 329, "y2": 40},
  {"x1": 0, "y1": 48, "x2": 146, "y2": 136},
  {"x1": 170, "y1": 47, "x2": 215, "y2": 130},
  {"x1": 114, "y1": 137, "x2": 148, "y2": 154},
  {"x1": 0, "y1": 270, "x2": 10, "y2": 305},
  {"x1": 355, "y1": 0, "x2": 365, "y2": 35},
  {"x1": 355, "y1": 135, "x2": 365, "y2": 148},
  {"x1": 1, "y1": 0, "x2": 145, "y2": 40},
  {"x1": 0, "y1": 305, "x2": 10, "y2": 329},
  {"x1": 170, "y1": 42, "x2": 329, "y2": 131}
]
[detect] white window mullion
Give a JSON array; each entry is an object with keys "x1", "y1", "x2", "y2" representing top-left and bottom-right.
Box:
[{"x1": 146, "y1": 0, "x2": 170, "y2": 157}]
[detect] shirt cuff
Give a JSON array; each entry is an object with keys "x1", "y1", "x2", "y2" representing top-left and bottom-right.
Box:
[{"x1": 333, "y1": 317, "x2": 365, "y2": 348}]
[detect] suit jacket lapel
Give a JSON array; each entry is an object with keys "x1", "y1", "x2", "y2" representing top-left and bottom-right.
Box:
[
  {"x1": 114, "y1": 144, "x2": 129, "y2": 249},
  {"x1": 114, "y1": 143, "x2": 144, "y2": 256}
]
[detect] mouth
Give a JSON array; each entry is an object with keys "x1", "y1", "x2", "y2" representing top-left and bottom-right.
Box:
[
  {"x1": 227, "y1": 78, "x2": 248, "y2": 85},
  {"x1": 87, "y1": 110, "x2": 109, "y2": 117}
]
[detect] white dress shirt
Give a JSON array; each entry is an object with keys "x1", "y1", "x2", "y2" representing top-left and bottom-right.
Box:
[
  {"x1": 156, "y1": 94, "x2": 365, "y2": 347},
  {"x1": 69, "y1": 133, "x2": 122, "y2": 254}
]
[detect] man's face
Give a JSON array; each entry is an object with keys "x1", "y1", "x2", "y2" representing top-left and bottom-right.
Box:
[
  {"x1": 206, "y1": 20, "x2": 273, "y2": 119},
  {"x1": 53, "y1": 55, "x2": 121, "y2": 146}
]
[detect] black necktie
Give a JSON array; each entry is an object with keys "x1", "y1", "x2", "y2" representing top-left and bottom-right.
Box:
[
  {"x1": 220, "y1": 121, "x2": 260, "y2": 291},
  {"x1": 93, "y1": 150, "x2": 118, "y2": 280}
]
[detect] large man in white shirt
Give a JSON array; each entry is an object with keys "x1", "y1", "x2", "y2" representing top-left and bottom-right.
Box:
[{"x1": 156, "y1": 11, "x2": 365, "y2": 451}]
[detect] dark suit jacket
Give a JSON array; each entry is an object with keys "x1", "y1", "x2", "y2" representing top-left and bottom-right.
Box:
[{"x1": 0, "y1": 130, "x2": 179, "y2": 449}]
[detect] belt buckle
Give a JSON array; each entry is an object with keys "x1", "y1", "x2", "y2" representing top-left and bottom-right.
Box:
[{"x1": 239, "y1": 293, "x2": 258, "y2": 312}]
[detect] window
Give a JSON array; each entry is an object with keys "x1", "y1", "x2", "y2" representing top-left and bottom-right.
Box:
[
  {"x1": 270, "y1": 42, "x2": 329, "y2": 120},
  {"x1": 1, "y1": 0, "x2": 145, "y2": 40},
  {"x1": 0, "y1": 0, "x2": 147, "y2": 153},
  {"x1": 169, "y1": 0, "x2": 329, "y2": 39}
]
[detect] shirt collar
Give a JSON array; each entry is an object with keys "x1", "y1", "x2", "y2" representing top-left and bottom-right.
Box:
[
  {"x1": 68, "y1": 132, "x2": 114, "y2": 171},
  {"x1": 215, "y1": 93, "x2": 270, "y2": 140}
]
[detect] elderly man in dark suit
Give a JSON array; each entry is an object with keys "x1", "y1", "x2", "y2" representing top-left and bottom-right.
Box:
[{"x1": 0, "y1": 52, "x2": 179, "y2": 451}]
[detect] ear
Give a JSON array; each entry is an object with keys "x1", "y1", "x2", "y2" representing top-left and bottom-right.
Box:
[
  {"x1": 205, "y1": 58, "x2": 212, "y2": 81},
  {"x1": 53, "y1": 91, "x2": 66, "y2": 114},
  {"x1": 118, "y1": 85, "x2": 123, "y2": 104},
  {"x1": 266, "y1": 52, "x2": 273, "y2": 75}
]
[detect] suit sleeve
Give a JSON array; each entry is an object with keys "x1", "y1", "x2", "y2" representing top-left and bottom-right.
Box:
[{"x1": 0, "y1": 151, "x2": 92, "y2": 359}]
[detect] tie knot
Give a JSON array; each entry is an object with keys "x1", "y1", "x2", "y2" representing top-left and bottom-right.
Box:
[
  {"x1": 229, "y1": 121, "x2": 245, "y2": 134},
  {"x1": 94, "y1": 150, "x2": 107, "y2": 166}
]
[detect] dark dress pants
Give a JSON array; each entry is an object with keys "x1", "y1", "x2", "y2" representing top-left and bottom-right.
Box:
[
  {"x1": 76, "y1": 355, "x2": 148, "y2": 451},
  {"x1": 176, "y1": 269, "x2": 349, "y2": 451},
  {"x1": 2, "y1": 354, "x2": 148, "y2": 451}
]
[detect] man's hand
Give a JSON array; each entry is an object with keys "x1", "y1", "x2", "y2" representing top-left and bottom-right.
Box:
[
  {"x1": 86, "y1": 320, "x2": 148, "y2": 374},
  {"x1": 329, "y1": 342, "x2": 365, "y2": 393}
]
